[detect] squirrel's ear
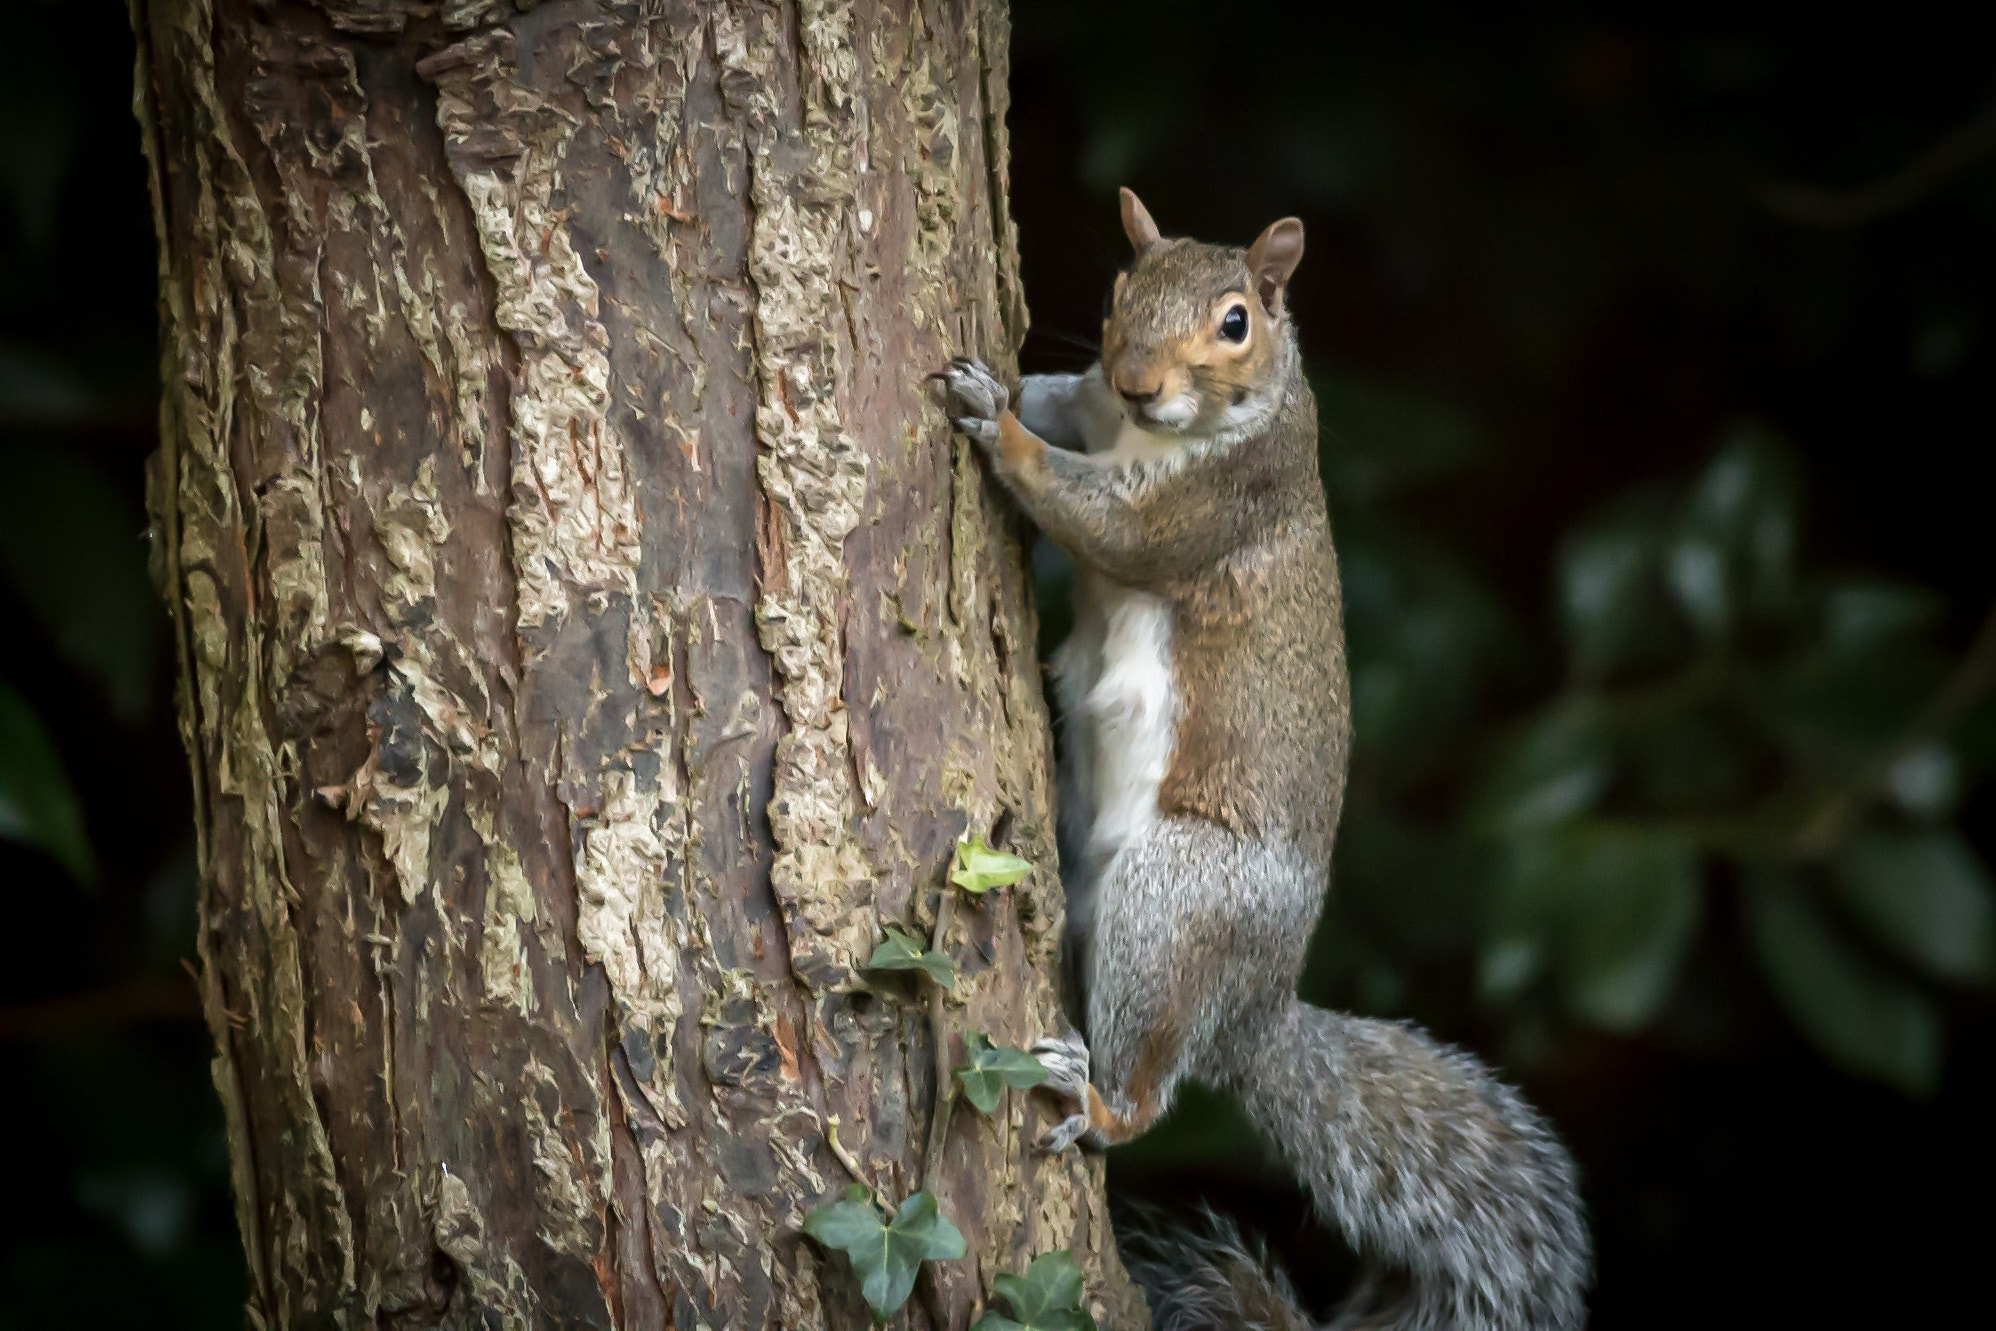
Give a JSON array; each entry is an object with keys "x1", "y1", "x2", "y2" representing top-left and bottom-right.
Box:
[
  {"x1": 1120, "y1": 187, "x2": 1162, "y2": 255},
  {"x1": 1247, "y1": 217, "x2": 1305, "y2": 314}
]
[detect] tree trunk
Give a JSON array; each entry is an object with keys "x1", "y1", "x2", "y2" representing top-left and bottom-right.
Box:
[{"x1": 132, "y1": 2, "x2": 1140, "y2": 1327}]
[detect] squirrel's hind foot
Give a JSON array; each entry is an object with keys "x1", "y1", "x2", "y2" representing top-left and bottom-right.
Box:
[
  {"x1": 1031, "y1": 1029, "x2": 1094, "y2": 1154},
  {"x1": 1038, "y1": 1111, "x2": 1093, "y2": 1155},
  {"x1": 1030, "y1": 1029, "x2": 1091, "y2": 1099}
]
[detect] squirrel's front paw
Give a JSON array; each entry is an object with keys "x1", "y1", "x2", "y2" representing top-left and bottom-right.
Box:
[
  {"x1": 1030, "y1": 1030, "x2": 1091, "y2": 1102},
  {"x1": 935, "y1": 357, "x2": 1010, "y2": 447}
]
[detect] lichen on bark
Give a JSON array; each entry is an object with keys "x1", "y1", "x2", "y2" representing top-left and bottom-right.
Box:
[{"x1": 134, "y1": 1, "x2": 1144, "y2": 1328}]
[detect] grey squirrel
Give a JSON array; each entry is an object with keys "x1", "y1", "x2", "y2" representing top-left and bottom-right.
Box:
[{"x1": 938, "y1": 190, "x2": 1591, "y2": 1331}]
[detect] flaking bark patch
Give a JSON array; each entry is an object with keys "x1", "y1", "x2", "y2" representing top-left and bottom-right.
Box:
[
  {"x1": 717, "y1": 0, "x2": 877, "y2": 985},
  {"x1": 425, "y1": 27, "x2": 643, "y2": 635}
]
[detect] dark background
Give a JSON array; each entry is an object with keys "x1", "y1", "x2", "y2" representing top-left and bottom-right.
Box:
[{"x1": 3, "y1": 2, "x2": 1993, "y2": 1326}]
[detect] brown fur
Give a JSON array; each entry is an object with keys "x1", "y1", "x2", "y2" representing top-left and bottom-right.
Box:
[
  {"x1": 999, "y1": 227, "x2": 1350, "y2": 859},
  {"x1": 995, "y1": 408, "x2": 1046, "y2": 474},
  {"x1": 1157, "y1": 393, "x2": 1347, "y2": 862}
]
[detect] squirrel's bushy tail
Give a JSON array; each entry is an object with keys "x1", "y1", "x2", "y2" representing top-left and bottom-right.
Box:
[
  {"x1": 1121, "y1": 1209, "x2": 1314, "y2": 1331},
  {"x1": 1148, "y1": 1000, "x2": 1590, "y2": 1331}
]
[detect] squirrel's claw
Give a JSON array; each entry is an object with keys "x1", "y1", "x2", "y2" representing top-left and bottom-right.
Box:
[
  {"x1": 952, "y1": 416, "x2": 1000, "y2": 448},
  {"x1": 1031, "y1": 1032, "x2": 1094, "y2": 1154},
  {"x1": 1030, "y1": 1030, "x2": 1091, "y2": 1102},
  {"x1": 1038, "y1": 1110, "x2": 1092, "y2": 1155},
  {"x1": 937, "y1": 356, "x2": 1011, "y2": 422}
]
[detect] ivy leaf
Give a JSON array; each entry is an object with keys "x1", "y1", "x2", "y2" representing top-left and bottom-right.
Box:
[
  {"x1": 802, "y1": 1184, "x2": 881, "y2": 1250},
  {"x1": 0, "y1": 679, "x2": 94, "y2": 884},
  {"x1": 973, "y1": 1250, "x2": 1096, "y2": 1331},
  {"x1": 1745, "y1": 870, "x2": 1941, "y2": 1097},
  {"x1": 1830, "y1": 830, "x2": 1995, "y2": 985},
  {"x1": 866, "y1": 928, "x2": 956, "y2": 988},
  {"x1": 805, "y1": 1186, "x2": 966, "y2": 1321},
  {"x1": 955, "y1": 1031, "x2": 1048, "y2": 1113},
  {"x1": 951, "y1": 833, "x2": 1033, "y2": 894}
]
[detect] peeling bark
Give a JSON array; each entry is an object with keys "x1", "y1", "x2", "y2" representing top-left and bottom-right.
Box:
[{"x1": 132, "y1": 2, "x2": 1140, "y2": 1327}]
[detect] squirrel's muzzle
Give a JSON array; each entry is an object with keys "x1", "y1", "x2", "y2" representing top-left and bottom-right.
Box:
[
  {"x1": 1109, "y1": 356, "x2": 1183, "y2": 410},
  {"x1": 1109, "y1": 362, "x2": 1161, "y2": 401}
]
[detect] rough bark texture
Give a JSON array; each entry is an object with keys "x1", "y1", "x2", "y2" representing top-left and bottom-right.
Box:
[{"x1": 132, "y1": 2, "x2": 1141, "y2": 1327}]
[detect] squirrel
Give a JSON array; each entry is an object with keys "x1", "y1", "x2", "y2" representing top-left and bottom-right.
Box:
[{"x1": 937, "y1": 190, "x2": 1591, "y2": 1331}]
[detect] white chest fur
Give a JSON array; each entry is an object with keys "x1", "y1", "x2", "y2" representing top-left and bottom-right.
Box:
[
  {"x1": 1054, "y1": 574, "x2": 1178, "y2": 879},
  {"x1": 1036, "y1": 366, "x2": 1187, "y2": 889}
]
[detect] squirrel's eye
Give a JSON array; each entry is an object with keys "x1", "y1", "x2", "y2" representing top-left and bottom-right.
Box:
[{"x1": 1220, "y1": 304, "x2": 1249, "y2": 343}]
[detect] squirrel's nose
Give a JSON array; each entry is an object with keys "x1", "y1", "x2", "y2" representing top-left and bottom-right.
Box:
[{"x1": 1110, "y1": 360, "x2": 1165, "y2": 406}]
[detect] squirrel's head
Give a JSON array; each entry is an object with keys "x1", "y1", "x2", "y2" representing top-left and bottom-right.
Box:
[{"x1": 1100, "y1": 188, "x2": 1305, "y2": 437}]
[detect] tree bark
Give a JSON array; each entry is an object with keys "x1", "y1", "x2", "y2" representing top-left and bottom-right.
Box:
[{"x1": 132, "y1": 2, "x2": 1140, "y2": 1327}]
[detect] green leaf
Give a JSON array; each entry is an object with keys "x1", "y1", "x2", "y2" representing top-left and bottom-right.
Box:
[
  {"x1": 1627, "y1": 709, "x2": 1753, "y2": 813},
  {"x1": 0, "y1": 444, "x2": 162, "y2": 722},
  {"x1": 973, "y1": 1250, "x2": 1096, "y2": 1331},
  {"x1": 1755, "y1": 642, "x2": 1945, "y2": 774},
  {"x1": 1471, "y1": 699, "x2": 1613, "y2": 835},
  {"x1": 1558, "y1": 496, "x2": 1676, "y2": 680},
  {"x1": 1666, "y1": 426, "x2": 1800, "y2": 638},
  {"x1": 1482, "y1": 822, "x2": 1699, "y2": 1031},
  {"x1": 1664, "y1": 534, "x2": 1728, "y2": 637},
  {"x1": 1830, "y1": 830, "x2": 1995, "y2": 985},
  {"x1": 866, "y1": 928, "x2": 956, "y2": 988},
  {"x1": 804, "y1": 1186, "x2": 966, "y2": 1321},
  {"x1": 951, "y1": 833, "x2": 1033, "y2": 894},
  {"x1": 887, "y1": 1189, "x2": 967, "y2": 1263},
  {"x1": 1884, "y1": 742, "x2": 1959, "y2": 821},
  {"x1": 1819, "y1": 579, "x2": 1942, "y2": 658},
  {"x1": 956, "y1": 1031, "x2": 1048, "y2": 1113},
  {"x1": 802, "y1": 1184, "x2": 883, "y2": 1250},
  {"x1": 1744, "y1": 871, "x2": 1941, "y2": 1097},
  {"x1": 1481, "y1": 837, "x2": 1569, "y2": 1002},
  {"x1": 0, "y1": 678, "x2": 94, "y2": 884},
  {"x1": 1558, "y1": 828, "x2": 1700, "y2": 1031}
]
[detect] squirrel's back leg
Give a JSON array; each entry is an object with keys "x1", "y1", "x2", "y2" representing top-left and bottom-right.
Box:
[{"x1": 1038, "y1": 818, "x2": 1314, "y2": 1153}]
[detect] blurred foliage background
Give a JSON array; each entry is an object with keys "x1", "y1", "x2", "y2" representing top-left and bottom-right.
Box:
[{"x1": 1, "y1": 2, "x2": 1991, "y2": 1327}]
